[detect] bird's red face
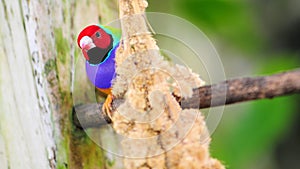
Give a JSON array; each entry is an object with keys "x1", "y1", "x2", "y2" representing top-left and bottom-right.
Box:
[{"x1": 77, "y1": 25, "x2": 113, "y2": 64}]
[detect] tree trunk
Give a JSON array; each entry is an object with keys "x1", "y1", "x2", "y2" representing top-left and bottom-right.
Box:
[{"x1": 0, "y1": 0, "x2": 121, "y2": 168}]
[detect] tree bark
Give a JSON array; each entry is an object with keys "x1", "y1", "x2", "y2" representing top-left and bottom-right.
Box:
[{"x1": 0, "y1": 0, "x2": 121, "y2": 169}]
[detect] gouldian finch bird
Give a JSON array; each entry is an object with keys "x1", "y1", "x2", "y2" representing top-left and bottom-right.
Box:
[{"x1": 77, "y1": 25, "x2": 121, "y2": 118}]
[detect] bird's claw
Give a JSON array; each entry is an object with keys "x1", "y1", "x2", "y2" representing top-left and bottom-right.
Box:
[{"x1": 102, "y1": 94, "x2": 113, "y2": 121}]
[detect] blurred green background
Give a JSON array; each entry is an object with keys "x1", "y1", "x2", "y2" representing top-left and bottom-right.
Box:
[{"x1": 148, "y1": 0, "x2": 300, "y2": 169}]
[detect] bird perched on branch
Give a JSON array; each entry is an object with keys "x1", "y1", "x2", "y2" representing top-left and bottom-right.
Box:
[{"x1": 77, "y1": 25, "x2": 121, "y2": 119}]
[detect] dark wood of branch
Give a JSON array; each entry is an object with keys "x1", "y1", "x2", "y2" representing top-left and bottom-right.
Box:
[{"x1": 73, "y1": 69, "x2": 300, "y2": 129}]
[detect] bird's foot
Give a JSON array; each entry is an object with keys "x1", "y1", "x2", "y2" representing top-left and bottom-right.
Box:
[{"x1": 102, "y1": 94, "x2": 113, "y2": 121}]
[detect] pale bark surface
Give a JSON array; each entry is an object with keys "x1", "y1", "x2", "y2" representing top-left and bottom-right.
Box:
[{"x1": 0, "y1": 0, "x2": 120, "y2": 169}]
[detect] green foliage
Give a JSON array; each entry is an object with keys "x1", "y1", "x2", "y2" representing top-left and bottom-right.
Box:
[
  {"x1": 149, "y1": 0, "x2": 300, "y2": 169},
  {"x1": 257, "y1": 53, "x2": 300, "y2": 75},
  {"x1": 210, "y1": 56, "x2": 299, "y2": 169},
  {"x1": 175, "y1": 0, "x2": 263, "y2": 52},
  {"x1": 211, "y1": 96, "x2": 297, "y2": 169}
]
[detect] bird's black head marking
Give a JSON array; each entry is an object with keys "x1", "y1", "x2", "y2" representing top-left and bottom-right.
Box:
[{"x1": 87, "y1": 35, "x2": 113, "y2": 65}]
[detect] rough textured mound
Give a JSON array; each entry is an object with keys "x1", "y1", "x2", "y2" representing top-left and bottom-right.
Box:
[{"x1": 111, "y1": 0, "x2": 225, "y2": 168}]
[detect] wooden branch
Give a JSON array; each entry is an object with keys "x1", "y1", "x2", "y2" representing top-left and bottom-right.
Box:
[
  {"x1": 182, "y1": 68, "x2": 300, "y2": 109},
  {"x1": 73, "y1": 69, "x2": 300, "y2": 129}
]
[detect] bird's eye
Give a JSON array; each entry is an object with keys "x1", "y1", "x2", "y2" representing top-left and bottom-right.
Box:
[{"x1": 96, "y1": 32, "x2": 101, "y2": 38}]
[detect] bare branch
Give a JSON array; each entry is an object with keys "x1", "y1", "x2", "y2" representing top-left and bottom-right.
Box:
[
  {"x1": 182, "y1": 68, "x2": 300, "y2": 109},
  {"x1": 73, "y1": 69, "x2": 300, "y2": 129}
]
